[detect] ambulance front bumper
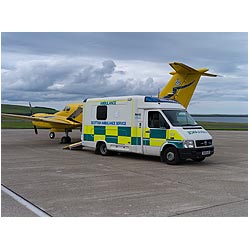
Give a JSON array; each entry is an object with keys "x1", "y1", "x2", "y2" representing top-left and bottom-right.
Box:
[{"x1": 178, "y1": 146, "x2": 214, "y2": 160}]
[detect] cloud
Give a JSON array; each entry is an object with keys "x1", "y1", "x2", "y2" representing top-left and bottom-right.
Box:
[
  {"x1": 70, "y1": 60, "x2": 117, "y2": 90},
  {"x1": 1, "y1": 57, "x2": 164, "y2": 104},
  {"x1": 2, "y1": 54, "x2": 247, "y2": 110},
  {"x1": 2, "y1": 58, "x2": 76, "y2": 92},
  {"x1": 1, "y1": 32, "x2": 248, "y2": 113},
  {"x1": 59, "y1": 60, "x2": 161, "y2": 98}
]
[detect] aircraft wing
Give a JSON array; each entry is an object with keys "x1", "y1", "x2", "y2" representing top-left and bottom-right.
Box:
[
  {"x1": 2, "y1": 113, "x2": 44, "y2": 121},
  {"x1": 1, "y1": 113, "x2": 81, "y2": 126}
]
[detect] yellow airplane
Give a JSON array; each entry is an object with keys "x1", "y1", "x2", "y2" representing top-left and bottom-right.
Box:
[
  {"x1": 159, "y1": 62, "x2": 218, "y2": 108},
  {"x1": 1, "y1": 62, "x2": 217, "y2": 144},
  {"x1": 2, "y1": 103, "x2": 82, "y2": 143}
]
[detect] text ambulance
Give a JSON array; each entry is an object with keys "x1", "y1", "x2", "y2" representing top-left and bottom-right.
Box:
[{"x1": 82, "y1": 96, "x2": 214, "y2": 164}]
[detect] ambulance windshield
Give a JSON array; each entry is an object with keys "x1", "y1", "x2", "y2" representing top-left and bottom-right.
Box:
[{"x1": 163, "y1": 110, "x2": 198, "y2": 127}]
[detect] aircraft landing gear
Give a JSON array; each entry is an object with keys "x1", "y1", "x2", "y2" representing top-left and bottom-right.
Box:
[
  {"x1": 49, "y1": 132, "x2": 55, "y2": 139},
  {"x1": 60, "y1": 129, "x2": 72, "y2": 144},
  {"x1": 61, "y1": 136, "x2": 71, "y2": 144}
]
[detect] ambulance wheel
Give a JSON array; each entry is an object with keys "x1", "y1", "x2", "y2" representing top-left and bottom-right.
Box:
[
  {"x1": 193, "y1": 157, "x2": 205, "y2": 162},
  {"x1": 49, "y1": 132, "x2": 55, "y2": 139},
  {"x1": 99, "y1": 142, "x2": 109, "y2": 156},
  {"x1": 163, "y1": 147, "x2": 180, "y2": 165}
]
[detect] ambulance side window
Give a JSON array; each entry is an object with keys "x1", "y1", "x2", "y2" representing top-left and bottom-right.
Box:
[
  {"x1": 97, "y1": 106, "x2": 107, "y2": 120},
  {"x1": 148, "y1": 111, "x2": 169, "y2": 129}
]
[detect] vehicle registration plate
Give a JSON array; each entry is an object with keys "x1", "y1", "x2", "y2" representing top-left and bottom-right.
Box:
[{"x1": 202, "y1": 150, "x2": 210, "y2": 156}]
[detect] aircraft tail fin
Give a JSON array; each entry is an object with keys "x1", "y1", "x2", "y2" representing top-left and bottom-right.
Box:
[{"x1": 159, "y1": 62, "x2": 218, "y2": 108}]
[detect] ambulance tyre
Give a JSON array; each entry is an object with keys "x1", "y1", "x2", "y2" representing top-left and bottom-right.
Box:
[
  {"x1": 98, "y1": 142, "x2": 110, "y2": 156},
  {"x1": 162, "y1": 146, "x2": 180, "y2": 165}
]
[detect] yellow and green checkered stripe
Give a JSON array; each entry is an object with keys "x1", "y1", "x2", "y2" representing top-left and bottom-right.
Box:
[
  {"x1": 84, "y1": 125, "x2": 141, "y2": 145},
  {"x1": 84, "y1": 125, "x2": 184, "y2": 147},
  {"x1": 143, "y1": 128, "x2": 184, "y2": 147}
]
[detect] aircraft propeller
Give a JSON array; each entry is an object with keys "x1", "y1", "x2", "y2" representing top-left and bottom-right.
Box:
[{"x1": 29, "y1": 102, "x2": 38, "y2": 134}]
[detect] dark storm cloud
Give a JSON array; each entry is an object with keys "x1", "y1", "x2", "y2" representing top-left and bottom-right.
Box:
[{"x1": 2, "y1": 32, "x2": 247, "y2": 67}]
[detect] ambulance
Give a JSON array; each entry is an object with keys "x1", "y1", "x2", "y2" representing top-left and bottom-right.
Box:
[{"x1": 81, "y1": 96, "x2": 214, "y2": 165}]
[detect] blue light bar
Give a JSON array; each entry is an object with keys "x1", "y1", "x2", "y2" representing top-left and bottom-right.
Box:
[{"x1": 144, "y1": 96, "x2": 178, "y2": 103}]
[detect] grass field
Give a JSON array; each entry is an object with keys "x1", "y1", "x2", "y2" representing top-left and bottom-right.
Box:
[
  {"x1": 1, "y1": 104, "x2": 248, "y2": 131},
  {"x1": 2, "y1": 119, "x2": 248, "y2": 131},
  {"x1": 197, "y1": 121, "x2": 248, "y2": 131},
  {"x1": 1, "y1": 117, "x2": 34, "y2": 129}
]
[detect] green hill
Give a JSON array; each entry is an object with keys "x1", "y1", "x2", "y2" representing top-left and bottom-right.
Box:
[
  {"x1": 1, "y1": 104, "x2": 57, "y2": 115},
  {"x1": 1, "y1": 104, "x2": 58, "y2": 129}
]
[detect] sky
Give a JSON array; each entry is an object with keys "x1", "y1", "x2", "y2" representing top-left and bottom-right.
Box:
[{"x1": 1, "y1": 32, "x2": 248, "y2": 114}]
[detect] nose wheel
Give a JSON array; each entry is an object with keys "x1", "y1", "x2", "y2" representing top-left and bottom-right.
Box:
[
  {"x1": 49, "y1": 129, "x2": 72, "y2": 143},
  {"x1": 49, "y1": 132, "x2": 55, "y2": 139}
]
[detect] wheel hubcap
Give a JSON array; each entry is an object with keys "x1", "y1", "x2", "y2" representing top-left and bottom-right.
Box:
[
  {"x1": 101, "y1": 145, "x2": 107, "y2": 154},
  {"x1": 166, "y1": 152, "x2": 175, "y2": 161}
]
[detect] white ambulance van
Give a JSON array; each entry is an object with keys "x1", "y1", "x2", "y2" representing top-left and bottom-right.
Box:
[{"x1": 81, "y1": 96, "x2": 214, "y2": 165}]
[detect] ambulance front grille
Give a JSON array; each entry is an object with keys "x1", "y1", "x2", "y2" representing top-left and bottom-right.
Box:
[{"x1": 196, "y1": 139, "x2": 212, "y2": 147}]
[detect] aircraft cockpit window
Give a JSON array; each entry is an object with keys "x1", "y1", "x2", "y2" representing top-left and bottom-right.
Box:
[{"x1": 64, "y1": 106, "x2": 71, "y2": 111}]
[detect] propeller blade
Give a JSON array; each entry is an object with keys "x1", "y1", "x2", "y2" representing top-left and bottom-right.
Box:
[
  {"x1": 29, "y1": 103, "x2": 38, "y2": 134},
  {"x1": 29, "y1": 102, "x2": 33, "y2": 115},
  {"x1": 34, "y1": 125, "x2": 38, "y2": 134}
]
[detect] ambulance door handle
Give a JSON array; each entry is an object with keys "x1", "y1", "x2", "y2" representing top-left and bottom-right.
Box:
[{"x1": 145, "y1": 131, "x2": 150, "y2": 133}]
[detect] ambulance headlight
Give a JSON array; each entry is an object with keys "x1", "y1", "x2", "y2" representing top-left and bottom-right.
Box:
[{"x1": 183, "y1": 140, "x2": 194, "y2": 148}]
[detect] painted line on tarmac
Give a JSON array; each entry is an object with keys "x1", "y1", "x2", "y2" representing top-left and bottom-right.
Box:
[{"x1": 1, "y1": 184, "x2": 52, "y2": 217}]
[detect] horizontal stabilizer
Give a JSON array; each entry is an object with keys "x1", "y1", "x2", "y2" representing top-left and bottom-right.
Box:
[
  {"x1": 170, "y1": 62, "x2": 199, "y2": 74},
  {"x1": 201, "y1": 72, "x2": 219, "y2": 77}
]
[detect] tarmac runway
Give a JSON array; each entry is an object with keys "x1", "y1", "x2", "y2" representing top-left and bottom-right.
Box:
[{"x1": 1, "y1": 129, "x2": 248, "y2": 217}]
